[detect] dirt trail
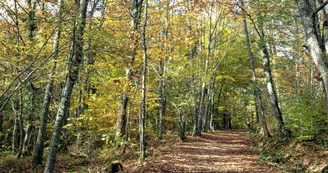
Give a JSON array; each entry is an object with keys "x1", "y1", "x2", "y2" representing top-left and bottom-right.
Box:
[{"x1": 129, "y1": 130, "x2": 278, "y2": 173}]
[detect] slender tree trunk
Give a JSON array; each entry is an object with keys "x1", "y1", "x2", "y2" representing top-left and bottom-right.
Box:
[
  {"x1": 197, "y1": 3, "x2": 213, "y2": 135},
  {"x1": 139, "y1": 0, "x2": 148, "y2": 162},
  {"x1": 44, "y1": 0, "x2": 89, "y2": 172},
  {"x1": 204, "y1": 76, "x2": 214, "y2": 131},
  {"x1": 158, "y1": 1, "x2": 169, "y2": 140},
  {"x1": 209, "y1": 83, "x2": 215, "y2": 131},
  {"x1": 23, "y1": 86, "x2": 35, "y2": 157},
  {"x1": 22, "y1": 84, "x2": 36, "y2": 157},
  {"x1": 22, "y1": 0, "x2": 38, "y2": 158},
  {"x1": 12, "y1": 0, "x2": 21, "y2": 156},
  {"x1": 178, "y1": 112, "x2": 185, "y2": 140},
  {"x1": 17, "y1": 88, "x2": 24, "y2": 159},
  {"x1": 123, "y1": 79, "x2": 139, "y2": 154},
  {"x1": 211, "y1": 85, "x2": 222, "y2": 131},
  {"x1": 258, "y1": 12, "x2": 284, "y2": 139},
  {"x1": 0, "y1": 112, "x2": 2, "y2": 146},
  {"x1": 185, "y1": 0, "x2": 198, "y2": 136},
  {"x1": 261, "y1": 39, "x2": 285, "y2": 139},
  {"x1": 23, "y1": 124, "x2": 33, "y2": 156},
  {"x1": 243, "y1": 16, "x2": 270, "y2": 138},
  {"x1": 12, "y1": 100, "x2": 19, "y2": 154},
  {"x1": 158, "y1": 61, "x2": 166, "y2": 139},
  {"x1": 32, "y1": 0, "x2": 64, "y2": 168},
  {"x1": 76, "y1": 78, "x2": 83, "y2": 149},
  {"x1": 116, "y1": 0, "x2": 143, "y2": 139},
  {"x1": 197, "y1": 82, "x2": 205, "y2": 135}
]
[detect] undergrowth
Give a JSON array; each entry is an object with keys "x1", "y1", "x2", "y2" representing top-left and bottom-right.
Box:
[{"x1": 250, "y1": 127, "x2": 328, "y2": 173}]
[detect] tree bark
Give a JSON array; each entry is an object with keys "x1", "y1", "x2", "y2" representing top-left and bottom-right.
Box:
[
  {"x1": 44, "y1": 0, "x2": 89, "y2": 172},
  {"x1": 178, "y1": 112, "x2": 185, "y2": 140},
  {"x1": 297, "y1": 0, "x2": 328, "y2": 118},
  {"x1": 0, "y1": 112, "x2": 2, "y2": 145},
  {"x1": 158, "y1": 0, "x2": 170, "y2": 140},
  {"x1": 211, "y1": 85, "x2": 222, "y2": 131},
  {"x1": 158, "y1": 61, "x2": 166, "y2": 139},
  {"x1": 257, "y1": 12, "x2": 285, "y2": 139},
  {"x1": 21, "y1": 0, "x2": 38, "y2": 158},
  {"x1": 32, "y1": 0, "x2": 64, "y2": 168},
  {"x1": 17, "y1": 88, "x2": 24, "y2": 159},
  {"x1": 116, "y1": 0, "x2": 143, "y2": 139},
  {"x1": 12, "y1": 100, "x2": 19, "y2": 154},
  {"x1": 243, "y1": 16, "x2": 270, "y2": 138},
  {"x1": 139, "y1": 0, "x2": 148, "y2": 162}
]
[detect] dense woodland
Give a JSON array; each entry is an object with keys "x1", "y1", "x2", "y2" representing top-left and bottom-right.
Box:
[{"x1": 0, "y1": 0, "x2": 327, "y2": 172}]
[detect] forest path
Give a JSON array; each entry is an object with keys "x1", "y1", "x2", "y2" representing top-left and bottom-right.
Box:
[{"x1": 129, "y1": 130, "x2": 278, "y2": 172}]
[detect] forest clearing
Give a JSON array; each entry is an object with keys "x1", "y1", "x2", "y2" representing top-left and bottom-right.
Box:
[{"x1": 0, "y1": 0, "x2": 328, "y2": 172}]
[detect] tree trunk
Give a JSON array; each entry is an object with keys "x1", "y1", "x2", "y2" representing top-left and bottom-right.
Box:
[
  {"x1": 158, "y1": 1, "x2": 169, "y2": 140},
  {"x1": 211, "y1": 85, "x2": 222, "y2": 131},
  {"x1": 22, "y1": 84, "x2": 36, "y2": 157},
  {"x1": 158, "y1": 64, "x2": 166, "y2": 139},
  {"x1": 44, "y1": 0, "x2": 89, "y2": 172},
  {"x1": 0, "y1": 112, "x2": 2, "y2": 146},
  {"x1": 178, "y1": 112, "x2": 185, "y2": 141},
  {"x1": 22, "y1": 124, "x2": 33, "y2": 156},
  {"x1": 139, "y1": 0, "x2": 148, "y2": 162},
  {"x1": 32, "y1": 0, "x2": 64, "y2": 168},
  {"x1": 21, "y1": 0, "x2": 38, "y2": 158},
  {"x1": 17, "y1": 88, "x2": 24, "y2": 159},
  {"x1": 116, "y1": 0, "x2": 143, "y2": 139},
  {"x1": 12, "y1": 100, "x2": 19, "y2": 154},
  {"x1": 204, "y1": 76, "x2": 215, "y2": 131},
  {"x1": 243, "y1": 16, "x2": 270, "y2": 138},
  {"x1": 258, "y1": 12, "x2": 285, "y2": 139},
  {"x1": 297, "y1": 0, "x2": 328, "y2": 117},
  {"x1": 123, "y1": 79, "x2": 139, "y2": 154},
  {"x1": 197, "y1": 3, "x2": 213, "y2": 135},
  {"x1": 209, "y1": 80, "x2": 216, "y2": 131},
  {"x1": 197, "y1": 82, "x2": 205, "y2": 135},
  {"x1": 186, "y1": 0, "x2": 198, "y2": 136}
]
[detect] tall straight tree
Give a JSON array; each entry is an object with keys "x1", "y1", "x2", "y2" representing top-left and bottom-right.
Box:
[
  {"x1": 12, "y1": 0, "x2": 24, "y2": 159},
  {"x1": 196, "y1": 1, "x2": 215, "y2": 136},
  {"x1": 22, "y1": 0, "x2": 38, "y2": 158},
  {"x1": 140, "y1": 0, "x2": 148, "y2": 162},
  {"x1": 116, "y1": 0, "x2": 143, "y2": 139},
  {"x1": 158, "y1": 0, "x2": 170, "y2": 140},
  {"x1": 237, "y1": 2, "x2": 286, "y2": 139},
  {"x1": 242, "y1": 13, "x2": 270, "y2": 138},
  {"x1": 44, "y1": 0, "x2": 89, "y2": 172},
  {"x1": 257, "y1": 12, "x2": 285, "y2": 139},
  {"x1": 32, "y1": 0, "x2": 64, "y2": 168}
]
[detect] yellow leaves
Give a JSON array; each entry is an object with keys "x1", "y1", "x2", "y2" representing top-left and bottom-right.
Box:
[
  {"x1": 216, "y1": 75, "x2": 236, "y2": 82},
  {"x1": 96, "y1": 62, "x2": 110, "y2": 70}
]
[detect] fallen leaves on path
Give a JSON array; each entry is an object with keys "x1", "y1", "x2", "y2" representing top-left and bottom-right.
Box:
[{"x1": 127, "y1": 130, "x2": 279, "y2": 173}]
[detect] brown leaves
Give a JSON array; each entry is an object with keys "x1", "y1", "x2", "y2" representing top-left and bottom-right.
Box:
[{"x1": 127, "y1": 130, "x2": 278, "y2": 173}]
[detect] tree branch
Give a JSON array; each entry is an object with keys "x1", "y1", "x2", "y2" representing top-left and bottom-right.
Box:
[
  {"x1": 313, "y1": 1, "x2": 328, "y2": 17},
  {"x1": 235, "y1": 3, "x2": 263, "y2": 38},
  {"x1": 0, "y1": 26, "x2": 56, "y2": 102},
  {"x1": 0, "y1": 49, "x2": 56, "y2": 112}
]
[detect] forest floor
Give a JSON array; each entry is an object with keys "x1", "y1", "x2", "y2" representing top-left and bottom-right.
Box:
[
  {"x1": 126, "y1": 130, "x2": 279, "y2": 172},
  {"x1": 1, "y1": 129, "x2": 327, "y2": 172}
]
